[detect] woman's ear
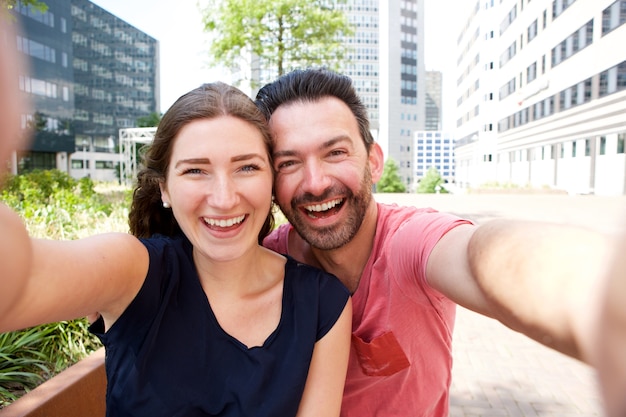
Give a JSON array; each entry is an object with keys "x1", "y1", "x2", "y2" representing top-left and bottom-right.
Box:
[
  {"x1": 159, "y1": 181, "x2": 170, "y2": 208},
  {"x1": 368, "y1": 142, "x2": 385, "y2": 183}
]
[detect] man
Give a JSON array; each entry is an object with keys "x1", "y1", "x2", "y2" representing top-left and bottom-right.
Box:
[{"x1": 255, "y1": 68, "x2": 616, "y2": 416}]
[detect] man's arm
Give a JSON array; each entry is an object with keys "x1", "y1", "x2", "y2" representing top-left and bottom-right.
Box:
[
  {"x1": 596, "y1": 224, "x2": 626, "y2": 417},
  {"x1": 427, "y1": 219, "x2": 613, "y2": 363}
]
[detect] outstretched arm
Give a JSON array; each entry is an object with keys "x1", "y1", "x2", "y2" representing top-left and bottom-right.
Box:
[
  {"x1": 596, "y1": 222, "x2": 626, "y2": 417},
  {"x1": 427, "y1": 219, "x2": 613, "y2": 363},
  {"x1": 0, "y1": 226, "x2": 148, "y2": 334},
  {"x1": 296, "y1": 298, "x2": 352, "y2": 417},
  {"x1": 0, "y1": 203, "x2": 32, "y2": 320}
]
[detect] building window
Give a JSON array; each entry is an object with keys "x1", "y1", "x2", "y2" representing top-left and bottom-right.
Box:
[
  {"x1": 618, "y1": 133, "x2": 625, "y2": 154},
  {"x1": 552, "y1": 20, "x2": 593, "y2": 67},
  {"x1": 553, "y1": 0, "x2": 577, "y2": 19},
  {"x1": 528, "y1": 19, "x2": 538, "y2": 42},
  {"x1": 500, "y1": 4, "x2": 518, "y2": 34},
  {"x1": 599, "y1": 60, "x2": 626, "y2": 97},
  {"x1": 572, "y1": 141, "x2": 577, "y2": 157},
  {"x1": 585, "y1": 139, "x2": 591, "y2": 156},
  {"x1": 599, "y1": 136, "x2": 607, "y2": 155},
  {"x1": 527, "y1": 62, "x2": 537, "y2": 82},
  {"x1": 96, "y1": 160, "x2": 115, "y2": 169},
  {"x1": 17, "y1": 151, "x2": 56, "y2": 173},
  {"x1": 602, "y1": 0, "x2": 626, "y2": 35}
]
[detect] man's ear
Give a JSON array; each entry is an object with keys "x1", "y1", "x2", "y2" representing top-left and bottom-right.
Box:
[{"x1": 369, "y1": 142, "x2": 385, "y2": 183}]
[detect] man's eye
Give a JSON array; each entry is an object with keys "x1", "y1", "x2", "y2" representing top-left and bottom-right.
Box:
[{"x1": 277, "y1": 160, "x2": 296, "y2": 170}]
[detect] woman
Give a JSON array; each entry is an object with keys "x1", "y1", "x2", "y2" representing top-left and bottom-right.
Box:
[{"x1": 0, "y1": 83, "x2": 352, "y2": 417}]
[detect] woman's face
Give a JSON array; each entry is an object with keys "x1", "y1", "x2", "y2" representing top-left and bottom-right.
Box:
[{"x1": 160, "y1": 116, "x2": 273, "y2": 263}]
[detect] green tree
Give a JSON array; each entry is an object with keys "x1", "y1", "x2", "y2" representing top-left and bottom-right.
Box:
[
  {"x1": 417, "y1": 167, "x2": 448, "y2": 194},
  {"x1": 2, "y1": 0, "x2": 46, "y2": 13},
  {"x1": 201, "y1": 0, "x2": 354, "y2": 87},
  {"x1": 2, "y1": 1, "x2": 47, "y2": 23},
  {"x1": 377, "y1": 158, "x2": 406, "y2": 193},
  {"x1": 137, "y1": 112, "x2": 162, "y2": 128}
]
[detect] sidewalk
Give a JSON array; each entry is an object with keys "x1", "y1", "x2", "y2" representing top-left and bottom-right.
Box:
[
  {"x1": 374, "y1": 192, "x2": 626, "y2": 417},
  {"x1": 450, "y1": 307, "x2": 602, "y2": 416}
]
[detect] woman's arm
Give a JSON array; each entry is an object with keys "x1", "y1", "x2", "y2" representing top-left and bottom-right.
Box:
[
  {"x1": 296, "y1": 298, "x2": 352, "y2": 417},
  {"x1": 0, "y1": 226, "x2": 149, "y2": 333},
  {"x1": 0, "y1": 203, "x2": 32, "y2": 320}
]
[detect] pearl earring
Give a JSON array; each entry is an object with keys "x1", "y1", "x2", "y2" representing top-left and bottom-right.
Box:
[{"x1": 162, "y1": 201, "x2": 171, "y2": 209}]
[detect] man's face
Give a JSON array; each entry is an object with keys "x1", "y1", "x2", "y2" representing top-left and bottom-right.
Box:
[{"x1": 268, "y1": 97, "x2": 374, "y2": 250}]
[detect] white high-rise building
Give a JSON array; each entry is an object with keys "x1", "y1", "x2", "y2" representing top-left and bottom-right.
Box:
[
  {"x1": 454, "y1": 0, "x2": 626, "y2": 196},
  {"x1": 339, "y1": 0, "x2": 425, "y2": 188}
]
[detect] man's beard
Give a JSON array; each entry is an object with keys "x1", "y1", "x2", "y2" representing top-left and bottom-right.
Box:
[{"x1": 280, "y1": 167, "x2": 373, "y2": 250}]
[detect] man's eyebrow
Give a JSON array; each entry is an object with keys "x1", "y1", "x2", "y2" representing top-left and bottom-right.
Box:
[{"x1": 273, "y1": 135, "x2": 352, "y2": 158}]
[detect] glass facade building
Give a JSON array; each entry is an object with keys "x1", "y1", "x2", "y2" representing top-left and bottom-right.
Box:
[
  {"x1": 12, "y1": 0, "x2": 159, "y2": 181},
  {"x1": 414, "y1": 131, "x2": 455, "y2": 188},
  {"x1": 338, "y1": 0, "x2": 425, "y2": 188}
]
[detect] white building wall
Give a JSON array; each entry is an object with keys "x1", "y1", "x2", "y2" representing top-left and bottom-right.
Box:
[{"x1": 454, "y1": 0, "x2": 626, "y2": 195}]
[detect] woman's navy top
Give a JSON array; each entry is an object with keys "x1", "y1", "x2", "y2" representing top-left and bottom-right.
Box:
[{"x1": 90, "y1": 234, "x2": 349, "y2": 417}]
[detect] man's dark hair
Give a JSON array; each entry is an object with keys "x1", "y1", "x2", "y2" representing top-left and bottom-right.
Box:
[{"x1": 255, "y1": 68, "x2": 374, "y2": 149}]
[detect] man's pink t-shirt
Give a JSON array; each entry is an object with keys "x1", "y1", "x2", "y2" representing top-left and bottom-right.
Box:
[{"x1": 263, "y1": 203, "x2": 471, "y2": 416}]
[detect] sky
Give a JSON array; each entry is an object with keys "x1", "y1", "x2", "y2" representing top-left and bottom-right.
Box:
[{"x1": 91, "y1": 0, "x2": 463, "y2": 130}]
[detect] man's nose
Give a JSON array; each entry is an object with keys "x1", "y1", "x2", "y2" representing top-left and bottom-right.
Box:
[{"x1": 301, "y1": 160, "x2": 332, "y2": 196}]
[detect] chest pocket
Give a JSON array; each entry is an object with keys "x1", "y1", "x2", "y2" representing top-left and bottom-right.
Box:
[{"x1": 351, "y1": 331, "x2": 410, "y2": 376}]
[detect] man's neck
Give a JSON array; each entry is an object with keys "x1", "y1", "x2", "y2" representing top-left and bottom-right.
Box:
[{"x1": 290, "y1": 201, "x2": 379, "y2": 294}]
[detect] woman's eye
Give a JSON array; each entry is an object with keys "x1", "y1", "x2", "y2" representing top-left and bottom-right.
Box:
[
  {"x1": 240, "y1": 164, "x2": 260, "y2": 173},
  {"x1": 183, "y1": 168, "x2": 203, "y2": 175}
]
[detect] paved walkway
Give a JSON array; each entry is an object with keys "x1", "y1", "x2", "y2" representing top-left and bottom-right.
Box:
[{"x1": 374, "y1": 192, "x2": 626, "y2": 417}]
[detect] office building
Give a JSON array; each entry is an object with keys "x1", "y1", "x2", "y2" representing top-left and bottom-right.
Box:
[
  {"x1": 454, "y1": 0, "x2": 626, "y2": 195},
  {"x1": 413, "y1": 131, "x2": 455, "y2": 190},
  {"x1": 12, "y1": 0, "x2": 159, "y2": 181},
  {"x1": 339, "y1": 0, "x2": 425, "y2": 188},
  {"x1": 425, "y1": 70, "x2": 442, "y2": 131}
]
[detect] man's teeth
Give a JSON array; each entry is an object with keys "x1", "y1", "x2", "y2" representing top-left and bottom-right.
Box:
[
  {"x1": 204, "y1": 215, "x2": 245, "y2": 227},
  {"x1": 305, "y1": 198, "x2": 343, "y2": 212}
]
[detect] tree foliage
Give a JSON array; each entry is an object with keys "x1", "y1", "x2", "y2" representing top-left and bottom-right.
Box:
[
  {"x1": 137, "y1": 112, "x2": 162, "y2": 128},
  {"x1": 377, "y1": 158, "x2": 406, "y2": 193},
  {"x1": 201, "y1": 0, "x2": 353, "y2": 86},
  {"x1": 2, "y1": 0, "x2": 46, "y2": 10},
  {"x1": 417, "y1": 167, "x2": 448, "y2": 194},
  {"x1": 2, "y1": 0, "x2": 47, "y2": 22}
]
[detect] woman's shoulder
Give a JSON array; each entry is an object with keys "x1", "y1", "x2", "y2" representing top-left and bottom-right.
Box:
[{"x1": 283, "y1": 256, "x2": 349, "y2": 297}]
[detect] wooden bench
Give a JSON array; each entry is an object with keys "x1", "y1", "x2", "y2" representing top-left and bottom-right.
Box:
[{"x1": 0, "y1": 348, "x2": 106, "y2": 417}]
